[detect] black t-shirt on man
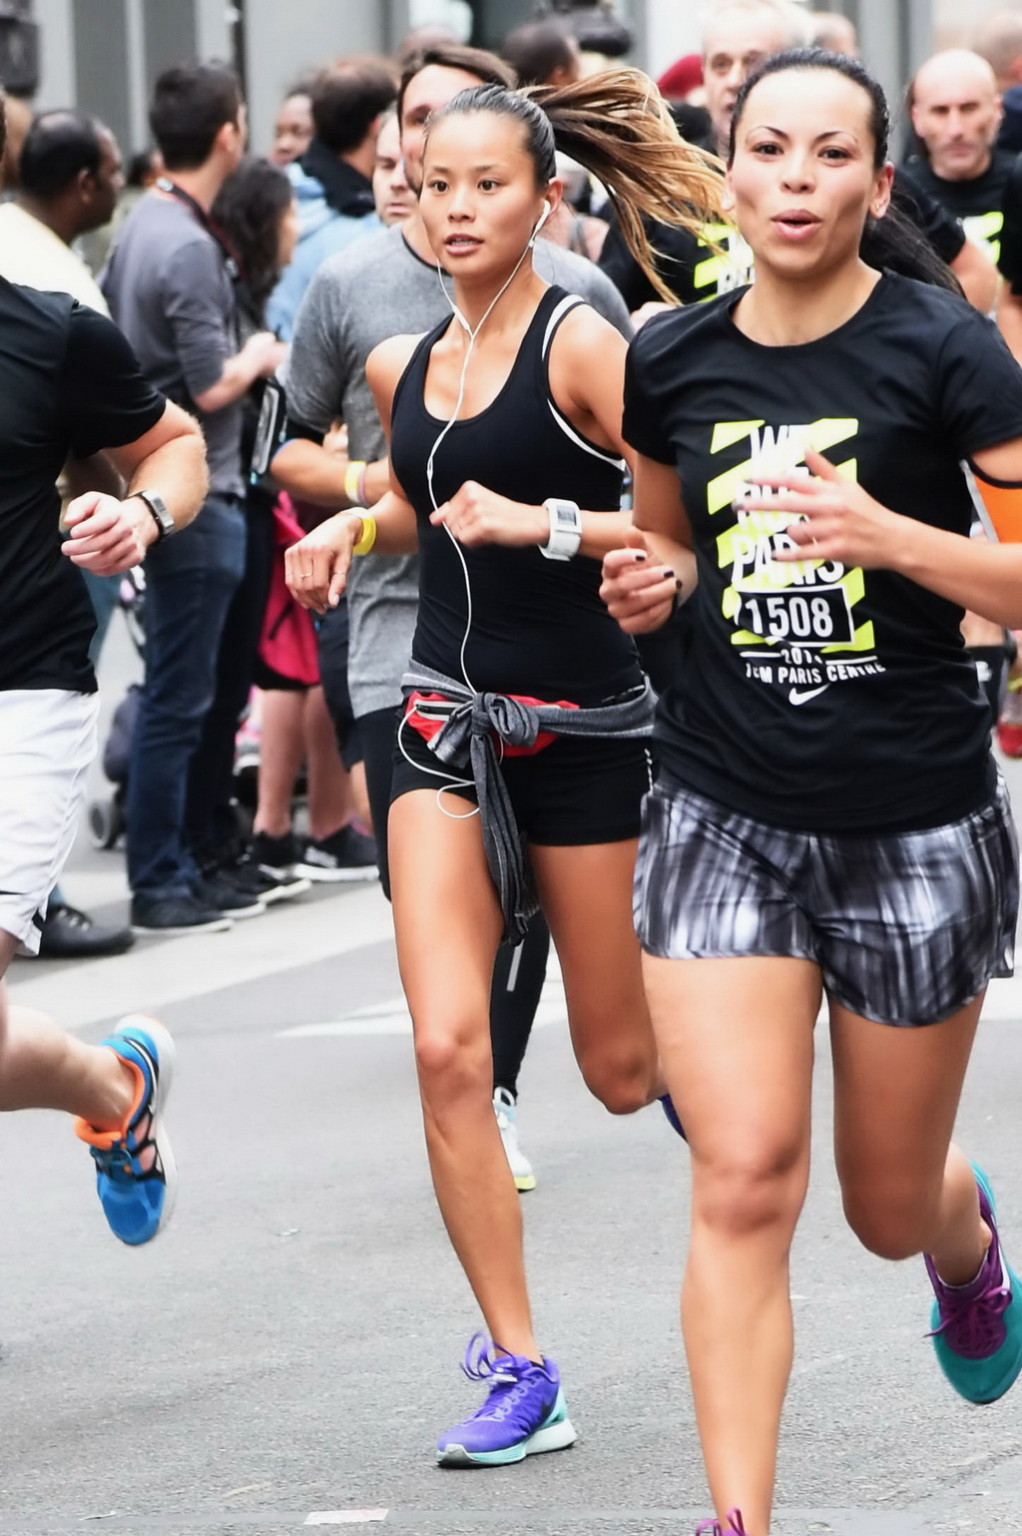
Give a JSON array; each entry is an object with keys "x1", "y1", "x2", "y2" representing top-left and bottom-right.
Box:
[
  {"x1": 900, "y1": 147, "x2": 1018, "y2": 264},
  {"x1": 623, "y1": 273, "x2": 1022, "y2": 833},
  {"x1": 0, "y1": 278, "x2": 165, "y2": 694}
]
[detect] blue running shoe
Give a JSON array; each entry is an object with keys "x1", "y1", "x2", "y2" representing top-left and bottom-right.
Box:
[
  {"x1": 925, "y1": 1164, "x2": 1022, "y2": 1404},
  {"x1": 436, "y1": 1332, "x2": 577, "y2": 1467},
  {"x1": 74, "y1": 1015, "x2": 176, "y2": 1246},
  {"x1": 659, "y1": 1092, "x2": 687, "y2": 1142}
]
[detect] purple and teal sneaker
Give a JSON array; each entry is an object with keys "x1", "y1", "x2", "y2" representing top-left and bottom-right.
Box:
[
  {"x1": 74, "y1": 1015, "x2": 176, "y2": 1247},
  {"x1": 925, "y1": 1164, "x2": 1022, "y2": 1404},
  {"x1": 436, "y1": 1332, "x2": 577, "y2": 1467},
  {"x1": 695, "y1": 1509, "x2": 749, "y2": 1535}
]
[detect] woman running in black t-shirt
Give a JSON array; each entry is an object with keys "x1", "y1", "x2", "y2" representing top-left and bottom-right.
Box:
[
  {"x1": 285, "y1": 72, "x2": 721, "y2": 1466},
  {"x1": 602, "y1": 49, "x2": 1022, "y2": 1534}
]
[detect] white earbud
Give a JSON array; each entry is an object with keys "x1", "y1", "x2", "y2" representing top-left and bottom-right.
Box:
[{"x1": 528, "y1": 199, "x2": 553, "y2": 247}]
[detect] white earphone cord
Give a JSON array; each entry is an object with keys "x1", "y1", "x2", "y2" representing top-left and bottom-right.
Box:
[{"x1": 399, "y1": 203, "x2": 551, "y2": 817}]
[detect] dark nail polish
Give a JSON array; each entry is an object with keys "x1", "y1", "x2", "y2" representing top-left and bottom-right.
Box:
[
  {"x1": 662, "y1": 567, "x2": 675, "y2": 578},
  {"x1": 632, "y1": 550, "x2": 647, "y2": 561}
]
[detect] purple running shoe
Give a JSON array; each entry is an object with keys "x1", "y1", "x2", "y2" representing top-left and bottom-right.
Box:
[
  {"x1": 436, "y1": 1332, "x2": 577, "y2": 1467},
  {"x1": 926, "y1": 1164, "x2": 1022, "y2": 1404},
  {"x1": 695, "y1": 1509, "x2": 749, "y2": 1535}
]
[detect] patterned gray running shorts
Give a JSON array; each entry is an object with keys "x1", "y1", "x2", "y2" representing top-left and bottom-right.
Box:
[{"x1": 634, "y1": 775, "x2": 1019, "y2": 1027}]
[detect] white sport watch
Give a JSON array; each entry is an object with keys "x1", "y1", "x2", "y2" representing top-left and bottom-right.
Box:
[{"x1": 539, "y1": 498, "x2": 582, "y2": 561}]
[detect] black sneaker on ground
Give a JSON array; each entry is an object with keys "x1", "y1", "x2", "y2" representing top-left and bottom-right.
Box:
[
  {"x1": 201, "y1": 841, "x2": 309, "y2": 906},
  {"x1": 296, "y1": 824, "x2": 379, "y2": 883},
  {"x1": 250, "y1": 830, "x2": 304, "y2": 880},
  {"x1": 229, "y1": 843, "x2": 310, "y2": 904},
  {"x1": 195, "y1": 873, "x2": 265, "y2": 919},
  {"x1": 37, "y1": 903, "x2": 135, "y2": 958},
  {"x1": 131, "y1": 894, "x2": 233, "y2": 936}
]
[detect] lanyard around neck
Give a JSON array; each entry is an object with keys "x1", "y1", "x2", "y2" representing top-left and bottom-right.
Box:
[{"x1": 156, "y1": 175, "x2": 242, "y2": 282}]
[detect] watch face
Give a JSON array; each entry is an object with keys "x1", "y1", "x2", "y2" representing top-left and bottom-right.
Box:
[
  {"x1": 140, "y1": 491, "x2": 173, "y2": 537},
  {"x1": 555, "y1": 505, "x2": 576, "y2": 527}
]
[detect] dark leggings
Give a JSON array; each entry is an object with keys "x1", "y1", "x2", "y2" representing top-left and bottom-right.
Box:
[
  {"x1": 352, "y1": 702, "x2": 547, "y2": 1099},
  {"x1": 489, "y1": 911, "x2": 550, "y2": 1098}
]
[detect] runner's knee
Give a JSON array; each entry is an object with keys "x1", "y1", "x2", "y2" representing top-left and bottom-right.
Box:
[
  {"x1": 692, "y1": 1143, "x2": 807, "y2": 1241},
  {"x1": 414, "y1": 1013, "x2": 490, "y2": 1096}
]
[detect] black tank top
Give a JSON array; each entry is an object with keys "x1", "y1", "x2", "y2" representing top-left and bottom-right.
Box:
[{"x1": 390, "y1": 285, "x2": 642, "y2": 704}]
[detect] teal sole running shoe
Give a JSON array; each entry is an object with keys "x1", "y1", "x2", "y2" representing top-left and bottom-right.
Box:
[
  {"x1": 436, "y1": 1332, "x2": 577, "y2": 1467},
  {"x1": 926, "y1": 1164, "x2": 1022, "y2": 1404},
  {"x1": 74, "y1": 1015, "x2": 176, "y2": 1246}
]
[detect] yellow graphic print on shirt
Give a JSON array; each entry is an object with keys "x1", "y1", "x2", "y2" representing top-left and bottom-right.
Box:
[
  {"x1": 962, "y1": 209, "x2": 1004, "y2": 265},
  {"x1": 694, "y1": 223, "x2": 755, "y2": 296},
  {"x1": 707, "y1": 419, "x2": 886, "y2": 706}
]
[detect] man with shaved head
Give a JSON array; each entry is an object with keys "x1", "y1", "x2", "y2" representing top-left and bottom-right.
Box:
[{"x1": 902, "y1": 50, "x2": 1014, "y2": 265}]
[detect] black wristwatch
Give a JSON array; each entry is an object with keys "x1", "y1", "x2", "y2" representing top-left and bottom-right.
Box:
[{"x1": 132, "y1": 488, "x2": 176, "y2": 542}]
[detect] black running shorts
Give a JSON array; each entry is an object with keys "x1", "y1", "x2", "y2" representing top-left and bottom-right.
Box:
[
  {"x1": 391, "y1": 716, "x2": 654, "y2": 847},
  {"x1": 634, "y1": 775, "x2": 1019, "y2": 1027}
]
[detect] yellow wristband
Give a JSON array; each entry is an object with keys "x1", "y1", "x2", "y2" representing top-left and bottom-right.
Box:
[
  {"x1": 352, "y1": 512, "x2": 377, "y2": 556},
  {"x1": 344, "y1": 459, "x2": 367, "y2": 505}
]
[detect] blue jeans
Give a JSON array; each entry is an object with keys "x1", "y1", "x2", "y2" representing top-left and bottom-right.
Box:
[{"x1": 127, "y1": 493, "x2": 246, "y2": 899}]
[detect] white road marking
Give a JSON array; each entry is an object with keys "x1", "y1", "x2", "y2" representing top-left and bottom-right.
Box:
[
  {"x1": 8, "y1": 885, "x2": 397, "y2": 1031},
  {"x1": 304, "y1": 1514, "x2": 388, "y2": 1526},
  {"x1": 278, "y1": 982, "x2": 568, "y2": 1039}
]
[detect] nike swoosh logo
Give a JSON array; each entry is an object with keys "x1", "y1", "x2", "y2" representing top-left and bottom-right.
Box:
[{"x1": 788, "y1": 685, "x2": 829, "y2": 706}]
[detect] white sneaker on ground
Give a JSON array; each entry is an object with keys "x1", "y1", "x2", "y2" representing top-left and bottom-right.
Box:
[{"x1": 493, "y1": 1086, "x2": 536, "y2": 1193}]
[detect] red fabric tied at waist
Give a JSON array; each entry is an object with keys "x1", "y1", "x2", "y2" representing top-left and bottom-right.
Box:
[{"x1": 405, "y1": 690, "x2": 579, "y2": 756}]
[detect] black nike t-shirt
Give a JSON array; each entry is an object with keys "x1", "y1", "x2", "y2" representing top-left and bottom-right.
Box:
[
  {"x1": 900, "y1": 148, "x2": 1018, "y2": 264},
  {"x1": 599, "y1": 173, "x2": 964, "y2": 310},
  {"x1": 0, "y1": 279, "x2": 166, "y2": 693},
  {"x1": 623, "y1": 273, "x2": 1022, "y2": 832},
  {"x1": 599, "y1": 213, "x2": 753, "y2": 310}
]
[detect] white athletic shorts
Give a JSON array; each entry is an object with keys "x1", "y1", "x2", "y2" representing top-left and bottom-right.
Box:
[{"x1": 0, "y1": 689, "x2": 99, "y2": 957}]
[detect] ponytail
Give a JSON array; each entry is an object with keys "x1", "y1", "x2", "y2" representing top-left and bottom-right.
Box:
[{"x1": 428, "y1": 71, "x2": 725, "y2": 304}]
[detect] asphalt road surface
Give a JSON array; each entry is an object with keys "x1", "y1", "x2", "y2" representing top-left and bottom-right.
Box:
[{"x1": 2, "y1": 625, "x2": 1021, "y2": 1536}]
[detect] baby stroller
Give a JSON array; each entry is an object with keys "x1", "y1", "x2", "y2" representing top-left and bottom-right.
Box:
[
  {"x1": 85, "y1": 564, "x2": 280, "y2": 848},
  {"x1": 86, "y1": 566, "x2": 146, "y2": 849}
]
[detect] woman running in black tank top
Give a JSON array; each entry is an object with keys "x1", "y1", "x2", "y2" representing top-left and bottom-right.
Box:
[
  {"x1": 390, "y1": 282, "x2": 639, "y2": 701},
  {"x1": 285, "y1": 74, "x2": 721, "y2": 1466}
]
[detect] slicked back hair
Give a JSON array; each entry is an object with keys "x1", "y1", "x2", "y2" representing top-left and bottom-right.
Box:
[{"x1": 397, "y1": 41, "x2": 516, "y2": 129}]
